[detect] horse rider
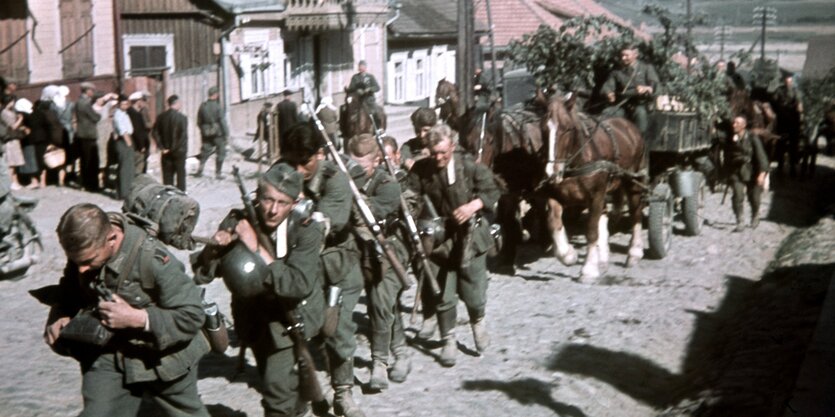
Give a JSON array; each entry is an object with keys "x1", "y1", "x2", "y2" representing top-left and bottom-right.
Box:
[
  {"x1": 721, "y1": 115, "x2": 769, "y2": 232},
  {"x1": 346, "y1": 60, "x2": 383, "y2": 129},
  {"x1": 473, "y1": 68, "x2": 491, "y2": 114},
  {"x1": 601, "y1": 44, "x2": 660, "y2": 136}
]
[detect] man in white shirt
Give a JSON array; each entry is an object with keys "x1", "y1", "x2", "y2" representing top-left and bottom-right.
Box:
[{"x1": 111, "y1": 94, "x2": 135, "y2": 200}]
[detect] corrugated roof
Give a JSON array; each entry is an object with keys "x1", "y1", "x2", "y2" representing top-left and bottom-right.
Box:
[{"x1": 389, "y1": 0, "x2": 486, "y2": 38}]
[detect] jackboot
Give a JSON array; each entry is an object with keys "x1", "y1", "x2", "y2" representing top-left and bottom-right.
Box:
[
  {"x1": 437, "y1": 309, "x2": 457, "y2": 367},
  {"x1": 733, "y1": 215, "x2": 745, "y2": 233},
  {"x1": 417, "y1": 314, "x2": 437, "y2": 340},
  {"x1": 194, "y1": 162, "x2": 205, "y2": 178},
  {"x1": 333, "y1": 386, "x2": 366, "y2": 417},
  {"x1": 388, "y1": 345, "x2": 411, "y2": 383},
  {"x1": 470, "y1": 317, "x2": 490, "y2": 354},
  {"x1": 368, "y1": 360, "x2": 389, "y2": 391}
]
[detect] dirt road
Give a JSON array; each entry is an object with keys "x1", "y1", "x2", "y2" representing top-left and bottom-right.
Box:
[{"x1": 1, "y1": 152, "x2": 832, "y2": 417}]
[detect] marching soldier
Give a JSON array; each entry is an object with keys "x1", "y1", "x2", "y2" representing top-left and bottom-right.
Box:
[
  {"x1": 721, "y1": 115, "x2": 769, "y2": 232},
  {"x1": 346, "y1": 133, "x2": 411, "y2": 390},
  {"x1": 44, "y1": 204, "x2": 210, "y2": 417},
  {"x1": 400, "y1": 107, "x2": 438, "y2": 171},
  {"x1": 601, "y1": 44, "x2": 660, "y2": 135},
  {"x1": 281, "y1": 124, "x2": 367, "y2": 417},
  {"x1": 192, "y1": 162, "x2": 325, "y2": 417},
  {"x1": 405, "y1": 124, "x2": 501, "y2": 367}
]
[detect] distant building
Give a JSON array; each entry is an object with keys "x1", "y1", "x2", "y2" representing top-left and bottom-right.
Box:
[{"x1": 803, "y1": 34, "x2": 835, "y2": 79}]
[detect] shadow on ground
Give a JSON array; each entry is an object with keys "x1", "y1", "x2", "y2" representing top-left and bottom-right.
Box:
[{"x1": 461, "y1": 378, "x2": 587, "y2": 417}]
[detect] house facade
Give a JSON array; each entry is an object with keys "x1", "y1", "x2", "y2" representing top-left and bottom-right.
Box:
[{"x1": 0, "y1": 0, "x2": 118, "y2": 101}]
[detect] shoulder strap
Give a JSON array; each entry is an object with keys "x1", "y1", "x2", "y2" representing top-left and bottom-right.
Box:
[{"x1": 115, "y1": 231, "x2": 147, "y2": 294}]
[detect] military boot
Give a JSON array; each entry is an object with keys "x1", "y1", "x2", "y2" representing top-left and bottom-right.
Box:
[
  {"x1": 333, "y1": 386, "x2": 366, "y2": 417},
  {"x1": 194, "y1": 162, "x2": 205, "y2": 178},
  {"x1": 733, "y1": 214, "x2": 745, "y2": 233},
  {"x1": 389, "y1": 348, "x2": 411, "y2": 383},
  {"x1": 470, "y1": 317, "x2": 490, "y2": 354},
  {"x1": 417, "y1": 314, "x2": 437, "y2": 340},
  {"x1": 368, "y1": 360, "x2": 389, "y2": 391},
  {"x1": 437, "y1": 309, "x2": 457, "y2": 367}
]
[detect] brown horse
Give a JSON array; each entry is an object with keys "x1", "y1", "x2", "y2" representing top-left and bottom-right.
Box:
[
  {"x1": 728, "y1": 89, "x2": 779, "y2": 160},
  {"x1": 340, "y1": 91, "x2": 387, "y2": 140},
  {"x1": 541, "y1": 93, "x2": 646, "y2": 281},
  {"x1": 435, "y1": 78, "x2": 502, "y2": 164}
]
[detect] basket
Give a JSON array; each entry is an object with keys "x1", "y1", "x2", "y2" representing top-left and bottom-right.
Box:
[{"x1": 43, "y1": 146, "x2": 66, "y2": 169}]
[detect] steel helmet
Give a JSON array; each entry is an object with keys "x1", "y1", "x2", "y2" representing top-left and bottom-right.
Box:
[{"x1": 219, "y1": 241, "x2": 269, "y2": 298}]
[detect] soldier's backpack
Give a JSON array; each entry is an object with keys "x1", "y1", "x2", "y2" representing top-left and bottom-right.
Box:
[{"x1": 122, "y1": 174, "x2": 200, "y2": 250}]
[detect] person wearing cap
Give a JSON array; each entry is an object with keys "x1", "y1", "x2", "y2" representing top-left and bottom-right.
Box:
[
  {"x1": 400, "y1": 107, "x2": 437, "y2": 171},
  {"x1": 195, "y1": 86, "x2": 228, "y2": 179},
  {"x1": 277, "y1": 89, "x2": 300, "y2": 152},
  {"x1": 346, "y1": 60, "x2": 382, "y2": 127},
  {"x1": 127, "y1": 92, "x2": 151, "y2": 174},
  {"x1": 193, "y1": 162, "x2": 325, "y2": 417},
  {"x1": 75, "y1": 82, "x2": 117, "y2": 192},
  {"x1": 44, "y1": 203, "x2": 210, "y2": 417},
  {"x1": 49, "y1": 85, "x2": 78, "y2": 186},
  {"x1": 111, "y1": 94, "x2": 135, "y2": 199},
  {"x1": 153, "y1": 95, "x2": 189, "y2": 191},
  {"x1": 346, "y1": 133, "x2": 412, "y2": 390},
  {"x1": 281, "y1": 124, "x2": 367, "y2": 417},
  {"x1": 601, "y1": 44, "x2": 660, "y2": 135}
]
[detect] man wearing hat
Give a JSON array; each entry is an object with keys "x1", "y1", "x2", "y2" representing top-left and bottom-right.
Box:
[
  {"x1": 127, "y1": 92, "x2": 151, "y2": 174},
  {"x1": 195, "y1": 86, "x2": 228, "y2": 179},
  {"x1": 601, "y1": 44, "x2": 660, "y2": 136},
  {"x1": 75, "y1": 83, "x2": 117, "y2": 192},
  {"x1": 193, "y1": 162, "x2": 325, "y2": 417},
  {"x1": 111, "y1": 94, "x2": 135, "y2": 199},
  {"x1": 153, "y1": 95, "x2": 189, "y2": 191},
  {"x1": 281, "y1": 124, "x2": 367, "y2": 417},
  {"x1": 346, "y1": 60, "x2": 382, "y2": 127}
]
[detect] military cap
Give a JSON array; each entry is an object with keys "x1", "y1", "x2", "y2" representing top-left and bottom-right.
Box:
[
  {"x1": 128, "y1": 91, "x2": 145, "y2": 101},
  {"x1": 208, "y1": 86, "x2": 219, "y2": 96},
  {"x1": 80, "y1": 82, "x2": 96, "y2": 92},
  {"x1": 262, "y1": 162, "x2": 303, "y2": 200},
  {"x1": 358, "y1": 60, "x2": 367, "y2": 67}
]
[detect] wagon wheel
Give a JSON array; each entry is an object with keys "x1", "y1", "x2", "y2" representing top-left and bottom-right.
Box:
[
  {"x1": 682, "y1": 171, "x2": 706, "y2": 236},
  {"x1": 647, "y1": 183, "x2": 673, "y2": 259}
]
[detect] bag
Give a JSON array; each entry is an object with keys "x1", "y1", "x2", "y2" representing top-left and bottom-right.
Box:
[
  {"x1": 43, "y1": 145, "x2": 66, "y2": 169},
  {"x1": 122, "y1": 174, "x2": 200, "y2": 250},
  {"x1": 59, "y1": 309, "x2": 113, "y2": 346}
]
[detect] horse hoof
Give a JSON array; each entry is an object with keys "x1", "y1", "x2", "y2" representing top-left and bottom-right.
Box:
[
  {"x1": 598, "y1": 262, "x2": 609, "y2": 273},
  {"x1": 625, "y1": 256, "x2": 641, "y2": 268},
  {"x1": 557, "y1": 252, "x2": 578, "y2": 266},
  {"x1": 577, "y1": 273, "x2": 598, "y2": 285}
]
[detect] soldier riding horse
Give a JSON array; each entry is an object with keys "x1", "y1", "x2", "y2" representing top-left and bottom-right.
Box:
[{"x1": 340, "y1": 92, "x2": 387, "y2": 140}]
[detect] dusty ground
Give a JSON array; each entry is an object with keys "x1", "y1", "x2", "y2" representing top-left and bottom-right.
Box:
[{"x1": 1, "y1": 147, "x2": 833, "y2": 417}]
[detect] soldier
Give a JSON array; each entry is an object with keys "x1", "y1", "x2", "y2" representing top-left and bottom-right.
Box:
[
  {"x1": 127, "y1": 92, "x2": 151, "y2": 174},
  {"x1": 722, "y1": 115, "x2": 769, "y2": 232},
  {"x1": 601, "y1": 44, "x2": 660, "y2": 135},
  {"x1": 346, "y1": 60, "x2": 382, "y2": 128},
  {"x1": 193, "y1": 162, "x2": 324, "y2": 417},
  {"x1": 195, "y1": 86, "x2": 229, "y2": 179},
  {"x1": 473, "y1": 68, "x2": 491, "y2": 113},
  {"x1": 405, "y1": 124, "x2": 500, "y2": 366},
  {"x1": 277, "y1": 89, "x2": 299, "y2": 152},
  {"x1": 43, "y1": 203, "x2": 210, "y2": 417},
  {"x1": 346, "y1": 133, "x2": 411, "y2": 390},
  {"x1": 773, "y1": 72, "x2": 805, "y2": 177},
  {"x1": 281, "y1": 124, "x2": 367, "y2": 417},
  {"x1": 400, "y1": 107, "x2": 438, "y2": 171}
]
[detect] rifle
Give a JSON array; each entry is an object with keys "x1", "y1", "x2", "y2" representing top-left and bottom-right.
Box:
[
  {"x1": 231, "y1": 166, "x2": 324, "y2": 403},
  {"x1": 304, "y1": 103, "x2": 411, "y2": 290},
  {"x1": 477, "y1": 112, "x2": 487, "y2": 164},
  {"x1": 367, "y1": 117, "x2": 442, "y2": 322}
]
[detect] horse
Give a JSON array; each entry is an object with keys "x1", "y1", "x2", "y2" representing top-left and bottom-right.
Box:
[
  {"x1": 340, "y1": 91, "x2": 387, "y2": 140},
  {"x1": 539, "y1": 92, "x2": 647, "y2": 281},
  {"x1": 435, "y1": 78, "x2": 503, "y2": 164}
]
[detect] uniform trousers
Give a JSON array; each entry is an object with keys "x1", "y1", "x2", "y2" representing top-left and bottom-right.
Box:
[
  {"x1": 79, "y1": 352, "x2": 208, "y2": 417},
  {"x1": 77, "y1": 137, "x2": 100, "y2": 192},
  {"x1": 161, "y1": 152, "x2": 187, "y2": 192}
]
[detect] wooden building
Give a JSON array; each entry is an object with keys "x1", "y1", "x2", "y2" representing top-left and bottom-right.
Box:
[{"x1": 0, "y1": 0, "x2": 118, "y2": 102}]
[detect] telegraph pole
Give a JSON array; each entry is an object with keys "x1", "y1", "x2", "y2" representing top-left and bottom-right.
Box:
[
  {"x1": 753, "y1": 6, "x2": 777, "y2": 60},
  {"x1": 456, "y1": 0, "x2": 474, "y2": 115},
  {"x1": 714, "y1": 21, "x2": 730, "y2": 61},
  {"x1": 485, "y1": 0, "x2": 498, "y2": 91},
  {"x1": 685, "y1": 0, "x2": 692, "y2": 73}
]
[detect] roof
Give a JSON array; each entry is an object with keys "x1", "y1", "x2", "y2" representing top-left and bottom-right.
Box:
[
  {"x1": 474, "y1": 0, "x2": 641, "y2": 48},
  {"x1": 803, "y1": 34, "x2": 835, "y2": 79},
  {"x1": 388, "y1": 0, "x2": 487, "y2": 38},
  {"x1": 211, "y1": 0, "x2": 286, "y2": 14}
]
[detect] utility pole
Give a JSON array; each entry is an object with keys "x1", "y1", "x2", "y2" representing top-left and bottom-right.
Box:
[
  {"x1": 713, "y1": 21, "x2": 730, "y2": 61},
  {"x1": 456, "y1": 0, "x2": 474, "y2": 115},
  {"x1": 685, "y1": 0, "x2": 692, "y2": 73},
  {"x1": 753, "y1": 6, "x2": 777, "y2": 61}
]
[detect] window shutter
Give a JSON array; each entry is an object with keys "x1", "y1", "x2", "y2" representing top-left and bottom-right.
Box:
[
  {"x1": 240, "y1": 53, "x2": 252, "y2": 100},
  {"x1": 60, "y1": 0, "x2": 94, "y2": 79}
]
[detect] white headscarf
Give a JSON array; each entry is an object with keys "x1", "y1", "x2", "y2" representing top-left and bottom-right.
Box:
[{"x1": 316, "y1": 96, "x2": 337, "y2": 114}]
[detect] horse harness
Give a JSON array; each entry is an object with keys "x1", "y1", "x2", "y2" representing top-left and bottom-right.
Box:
[{"x1": 550, "y1": 114, "x2": 643, "y2": 183}]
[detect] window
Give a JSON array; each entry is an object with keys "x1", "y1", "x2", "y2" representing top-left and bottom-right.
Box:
[
  {"x1": 415, "y1": 58, "x2": 425, "y2": 97},
  {"x1": 123, "y1": 34, "x2": 174, "y2": 77},
  {"x1": 60, "y1": 0, "x2": 94, "y2": 79},
  {"x1": 394, "y1": 61, "x2": 404, "y2": 102}
]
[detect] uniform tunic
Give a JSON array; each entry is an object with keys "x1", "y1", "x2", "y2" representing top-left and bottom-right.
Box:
[{"x1": 601, "y1": 60, "x2": 660, "y2": 134}]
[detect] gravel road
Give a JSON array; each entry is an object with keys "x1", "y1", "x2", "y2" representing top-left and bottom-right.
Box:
[{"x1": 1, "y1": 150, "x2": 832, "y2": 417}]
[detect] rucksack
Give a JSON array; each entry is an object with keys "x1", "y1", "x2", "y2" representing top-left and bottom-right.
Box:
[{"x1": 122, "y1": 174, "x2": 200, "y2": 250}]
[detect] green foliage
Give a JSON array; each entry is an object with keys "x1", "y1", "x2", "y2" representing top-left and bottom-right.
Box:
[{"x1": 506, "y1": 9, "x2": 731, "y2": 121}]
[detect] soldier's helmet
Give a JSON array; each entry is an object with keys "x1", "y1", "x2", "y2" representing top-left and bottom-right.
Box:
[{"x1": 219, "y1": 241, "x2": 269, "y2": 298}]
